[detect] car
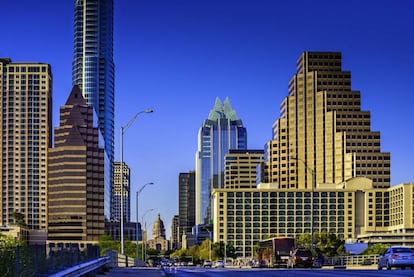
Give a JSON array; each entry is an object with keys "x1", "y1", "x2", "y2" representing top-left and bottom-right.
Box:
[
  {"x1": 203, "y1": 260, "x2": 213, "y2": 268},
  {"x1": 214, "y1": 260, "x2": 225, "y2": 268},
  {"x1": 378, "y1": 246, "x2": 414, "y2": 270},
  {"x1": 287, "y1": 249, "x2": 314, "y2": 268}
]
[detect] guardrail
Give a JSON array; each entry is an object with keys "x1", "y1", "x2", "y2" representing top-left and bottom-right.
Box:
[
  {"x1": 325, "y1": 254, "x2": 379, "y2": 266},
  {"x1": 48, "y1": 256, "x2": 111, "y2": 277}
]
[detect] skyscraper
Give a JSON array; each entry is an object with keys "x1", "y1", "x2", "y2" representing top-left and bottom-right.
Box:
[
  {"x1": 48, "y1": 85, "x2": 105, "y2": 242},
  {"x1": 195, "y1": 97, "x2": 247, "y2": 225},
  {"x1": 113, "y1": 161, "x2": 130, "y2": 222},
  {"x1": 72, "y1": 0, "x2": 114, "y2": 219},
  {"x1": 262, "y1": 51, "x2": 390, "y2": 189},
  {"x1": 0, "y1": 58, "x2": 52, "y2": 231},
  {"x1": 211, "y1": 51, "x2": 395, "y2": 257},
  {"x1": 178, "y1": 171, "x2": 196, "y2": 235}
]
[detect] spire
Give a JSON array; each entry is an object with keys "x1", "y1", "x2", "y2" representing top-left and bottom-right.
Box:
[{"x1": 208, "y1": 96, "x2": 239, "y2": 121}]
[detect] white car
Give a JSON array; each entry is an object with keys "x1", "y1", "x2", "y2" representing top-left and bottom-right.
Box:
[
  {"x1": 214, "y1": 260, "x2": 225, "y2": 268},
  {"x1": 378, "y1": 246, "x2": 414, "y2": 270},
  {"x1": 203, "y1": 260, "x2": 212, "y2": 268}
]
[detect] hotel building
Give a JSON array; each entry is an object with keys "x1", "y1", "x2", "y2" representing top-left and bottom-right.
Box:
[{"x1": 0, "y1": 58, "x2": 52, "y2": 232}]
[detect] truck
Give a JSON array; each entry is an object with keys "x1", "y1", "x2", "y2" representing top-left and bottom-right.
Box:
[{"x1": 258, "y1": 237, "x2": 295, "y2": 267}]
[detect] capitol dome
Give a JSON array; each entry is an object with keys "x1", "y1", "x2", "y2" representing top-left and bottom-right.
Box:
[{"x1": 151, "y1": 213, "x2": 166, "y2": 240}]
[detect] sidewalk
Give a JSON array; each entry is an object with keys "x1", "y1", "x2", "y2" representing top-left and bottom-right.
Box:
[{"x1": 99, "y1": 267, "x2": 164, "y2": 276}]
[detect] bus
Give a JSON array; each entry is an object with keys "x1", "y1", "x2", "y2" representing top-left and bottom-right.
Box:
[{"x1": 258, "y1": 237, "x2": 295, "y2": 267}]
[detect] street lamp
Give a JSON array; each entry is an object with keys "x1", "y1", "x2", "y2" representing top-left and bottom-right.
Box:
[
  {"x1": 207, "y1": 229, "x2": 212, "y2": 261},
  {"x1": 292, "y1": 156, "x2": 316, "y2": 255},
  {"x1": 142, "y1": 208, "x2": 154, "y2": 263},
  {"x1": 120, "y1": 109, "x2": 153, "y2": 254},
  {"x1": 136, "y1": 182, "x2": 154, "y2": 260}
]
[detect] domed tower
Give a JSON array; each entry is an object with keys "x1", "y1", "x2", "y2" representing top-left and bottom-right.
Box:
[{"x1": 151, "y1": 213, "x2": 166, "y2": 240}]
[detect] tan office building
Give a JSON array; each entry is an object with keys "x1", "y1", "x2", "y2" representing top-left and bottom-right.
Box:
[
  {"x1": 0, "y1": 58, "x2": 52, "y2": 231},
  {"x1": 224, "y1": 150, "x2": 264, "y2": 189},
  {"x1": 211, "y1": 52, "x2": 410, "y2": 258},
  {"x1": 262, "y1": 52, "x2": 390, "y2": 189},
  {"x1": 48, "y1": 85, "x2": 105, "y2": 243}
]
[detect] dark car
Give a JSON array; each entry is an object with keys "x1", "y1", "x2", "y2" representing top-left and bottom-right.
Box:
[
  {"x1": 287, "y1": 249, "x2": 313, "y2": 268},
  {"x1": 378, "y1": 246, "x2": 414, "y2": 270}
]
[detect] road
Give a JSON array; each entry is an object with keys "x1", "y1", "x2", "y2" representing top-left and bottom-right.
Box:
[{"x1": 100, "y1": 266, "x2": 414, "y2": 277}]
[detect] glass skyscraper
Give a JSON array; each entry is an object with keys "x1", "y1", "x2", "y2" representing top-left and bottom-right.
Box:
[
  {"x1": 72, "y1": 0, "x2": 114, "y2": 219},
  {"x1": 195, "y1": 97, "x2": 247, "y2": 225}
]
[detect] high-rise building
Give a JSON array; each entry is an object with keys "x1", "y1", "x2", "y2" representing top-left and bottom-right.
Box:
[
  {"x1": 224, "y1": 150, "x2": 264, "y2": 189},
  {"x1": 113, "y1": 162, "x2": 130, "y2": 222},
  {"x1": 195, "y1": 97, "x2": 247, "y2": 225},
  {"x1": 170, "y1": 215, "x2": 180, "y2": 250},
  {"x1": 72, "y1": 0, "x2": 114, "y2": 219},
  {"x1": 261, "y1": 52, "x2": 390, "y2": 189},
  {"x1": 178, "y1": 171, "x2": 196, "y2": 235},
  {"x1": 0, "y1": 58, "x2": 52, "y2": 231},
  {"x1": 211, "y1": 51, "x2": 398, "y2": 258},
  {"x1": 48, "y1": 85, "x2": 105, "y2": 242}
]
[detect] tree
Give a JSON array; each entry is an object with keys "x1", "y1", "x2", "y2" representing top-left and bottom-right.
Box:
[
  {"x1": 296, "y1": 232, "x2": 345, "y2": 257},
  {"x1": 187, "y1": 244, "x2": 200, "y2": 263},
  {"x1": 360, "y1": 243, "x2": 390, "y2": 255},
  {"x1": 97, "y1": 233, "x2": 119, "y2": 256},
  {"x1": 198, "y1": 239, "x2": 213, "y2": 261}
]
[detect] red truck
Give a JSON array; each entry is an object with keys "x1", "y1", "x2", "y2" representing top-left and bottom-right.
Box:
[{"x1": 259, "y1": 237, "x2": 295, "y2": 267}]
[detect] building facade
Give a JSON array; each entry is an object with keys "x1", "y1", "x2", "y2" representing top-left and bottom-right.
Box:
[
  {"x1": 0, "y1": 58, "x2": 52, "y2": 231},
  {"x1": 48, "y1": 85, "x2": 105, "y2": 243},
  {"x1": 112, "y1": 162, "x2": 130, "y2": 222},
  {"x1": 170, "y1": 215, "x2": 180, "y2": 250},
  {"x1": 195, "y1": 97, "x2": 247, "y2": 225},
  {"x1": 72, "y1": 0, "x2": 114, "y2": 220},
  {"x1": 224, "y1": 150, "x2": 264, "y2": 189},
  {"x1": 211, "y1": 51, "x2": 405, "y2": 259},
  {"x1": 262, "y1": 52, "x2": 390, "y2": 189},
  {"x1": 213, "y1": 181, "x2": 414, "y2": 258},
  {"x1": 178, "y1": 171, "x2": 196, "y2": 236}
]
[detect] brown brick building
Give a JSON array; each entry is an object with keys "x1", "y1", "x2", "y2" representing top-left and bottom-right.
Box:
[{"x1": 48, "y1": 85, "x2": 105, "y2": 243}]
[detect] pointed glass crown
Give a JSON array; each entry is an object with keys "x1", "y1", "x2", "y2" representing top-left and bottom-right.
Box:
[{"x1": 208, "y1": 97, "x2": 239, "y2": 121}]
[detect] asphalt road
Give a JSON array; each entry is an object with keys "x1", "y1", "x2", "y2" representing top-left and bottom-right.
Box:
[{"x1": 100, "y1": 266, "x2": 414, "y2": 277}]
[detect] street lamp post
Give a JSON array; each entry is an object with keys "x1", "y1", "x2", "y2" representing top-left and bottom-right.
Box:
[
  {"x1": 207, "y1": 229, "x2": 212, "y2": 261},
  {"x1": 141, "y1": 208, "x2": 154, "y2": 263},
  {"x1": 136, "y1": 182, "x2": 154, "y2": 260},
  {"x1": 120, "y1": 109, "x2": 153, "y2": 254},
  {"x1": 292, "y1": 157, "x2": 316, "y2": 255}
]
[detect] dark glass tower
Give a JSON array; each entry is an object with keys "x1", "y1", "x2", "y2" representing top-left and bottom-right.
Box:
[
  {"x1": 72, "y1": 0, "x2": 114, "y2": 219},
  {"x1": 195, "y1": 97, "x2": 247, "y2": 225}
]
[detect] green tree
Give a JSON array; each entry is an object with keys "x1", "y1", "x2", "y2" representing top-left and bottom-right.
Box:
[
  {"x1": 296, "y1": 232, "x2": 345, "y2": 257},
  {"x1": 198, "y1": 239, "x2": 213, "y2": 260},
  {"x1": 170, "y1": 248, "x2": 187, "y2": 260},
  {"x1": 187, "y1": 244, "x2": 200, "y2": 264},
  {"x1": 360, "y1": 243, "x2": 390, "y2": 255},
  {"x1": 97, "y1": 233, "x2": 119, "y2": 255}
]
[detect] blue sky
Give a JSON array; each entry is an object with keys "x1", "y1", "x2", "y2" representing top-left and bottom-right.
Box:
[{"x1": 3, "y1": 0, "x2": 414, "y2": 238}]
